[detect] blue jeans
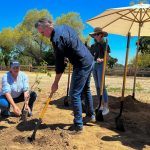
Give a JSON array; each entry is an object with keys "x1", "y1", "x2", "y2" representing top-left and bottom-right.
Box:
[
  {"x1": 0, "y1": 91, "x2": 37, "y2": 116},
  {"x1": 69, "y1": 63, "x2": 94, "y2": 127},
  {"x1": 92, "y1": 62, "x2": 108, "y2": 103}
]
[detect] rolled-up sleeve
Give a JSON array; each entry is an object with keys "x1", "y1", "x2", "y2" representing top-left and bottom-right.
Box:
[
  {"x1": 1, "y1": 75, "x2": 11, "y2": 94},
  {"x1": 22, "y1": 73, "x2": 29, "y2": 91}
]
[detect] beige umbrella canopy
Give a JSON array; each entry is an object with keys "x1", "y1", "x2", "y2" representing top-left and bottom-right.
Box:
[
  {"x1": 87, "y1": 3, "x2": 150, "y2": 36},
  {"x1": 87, "y1": 3, "x2": 150, "y2": 98}
]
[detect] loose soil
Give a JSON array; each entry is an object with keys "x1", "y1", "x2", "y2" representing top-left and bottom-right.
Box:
[{"x1": 0, "y1": 72, "x2": 150, "y2": 150}]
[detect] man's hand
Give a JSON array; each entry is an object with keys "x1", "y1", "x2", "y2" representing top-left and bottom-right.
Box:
[
  {"x1": 13, "y1": 105, "x2": 21, "y2": 116},
  {"x1": 97, "y1": 58, "x2": 104, "y2": 63},
  {"x1": 51, "y1": 82, "x2": 58, "y2": 93}
]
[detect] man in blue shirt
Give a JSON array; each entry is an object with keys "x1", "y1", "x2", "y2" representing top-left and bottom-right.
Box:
[
  {"x1": 0, "y1": 61, "x2": 37, "y2": 117},
  {"x1": 35, "y1": 18, "x2": 95, "y2": 132}
]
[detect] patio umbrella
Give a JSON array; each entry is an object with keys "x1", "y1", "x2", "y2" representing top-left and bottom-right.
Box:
[{"x1": 86, "y1": 3, "x2": 150, "y2": 131}]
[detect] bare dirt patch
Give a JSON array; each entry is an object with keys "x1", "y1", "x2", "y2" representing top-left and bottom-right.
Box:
[{"x1": 0, "y1": 72, "x2": 150, "y2": 150}]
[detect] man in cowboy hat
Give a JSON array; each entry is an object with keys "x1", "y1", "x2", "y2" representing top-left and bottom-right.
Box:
[{"x1": 89, "y1": 27, "x2": 110, "y2": 116}]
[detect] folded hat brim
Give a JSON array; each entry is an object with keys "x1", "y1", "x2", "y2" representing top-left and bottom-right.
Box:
[{"x1": 89, "y1": 31, "x2": 108, "y2": 37}]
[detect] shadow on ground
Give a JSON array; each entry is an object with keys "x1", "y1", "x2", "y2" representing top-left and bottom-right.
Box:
[
  {"x1": 97, "y1": 95, "x2": 150, "y2": 150},
  {"x1": 16, "y1": 118, "x2": 72, "y2": 132},
  {"x1": 51, "y1": 94, "x2": 150, "y2": 150},
  {"x1": 51, "y1": 96, "x2": 73, "y2": 111}
]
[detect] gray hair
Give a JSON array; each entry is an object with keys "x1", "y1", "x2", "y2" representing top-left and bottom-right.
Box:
[{"x1": 35, "y1": 18, "x2": 53, "y2": 28}]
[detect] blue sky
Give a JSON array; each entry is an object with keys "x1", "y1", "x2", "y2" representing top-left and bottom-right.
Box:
[{"x1": 0, "y1": 0, "x2": 141, "y2": 64}]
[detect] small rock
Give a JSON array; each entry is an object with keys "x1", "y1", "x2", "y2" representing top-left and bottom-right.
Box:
[{"x1": 73, "y1": 145, "x2": 78, "y2": 149}]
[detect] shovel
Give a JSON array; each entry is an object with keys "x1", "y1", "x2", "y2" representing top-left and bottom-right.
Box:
[
  {"x1": 95, "y1": 38, "x2": 108, "y2": 121},
  {"x1": 64, "y1": 63, "x2": 71, "y2": 107},
  {"x1": 115, "y1": 32, "x2": 131, "y2": 132},
  {"x1": 28, "y1": 92, "x2": 53, "y2": 142},
  {"x1": 21, "y1": 95, "x2": 31, "y2": 122}
]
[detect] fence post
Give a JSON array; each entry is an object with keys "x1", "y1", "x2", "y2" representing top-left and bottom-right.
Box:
[{"x1": 29, "y1": 64, "x2": 33, "y2": 72}]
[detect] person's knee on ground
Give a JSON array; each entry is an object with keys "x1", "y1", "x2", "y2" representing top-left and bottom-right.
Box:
[{"x1": 0, "y1": 96, "x2": 11, "y2": 117}]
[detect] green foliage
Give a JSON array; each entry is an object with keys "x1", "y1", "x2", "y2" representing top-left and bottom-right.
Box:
[
  {"x1": 22, "y1": 9, "x2": 53, "y2": 31},
  {"x1": 1, "y1": 10, "x2": 85, "y2": 66},
  {"x1": 35, "y1": 60, "x2": 51, "y2": 77},
  {"x1": 0, "y1": 28, "x2": 18, "y2": 66},
  {"x1": 13, "y1": 9, "x2": 53, "y2": 65},
  {"x1": 56, "y1": 12, "x2": 84, "y2": 35},
  {"x1": 43, "y1": 47, "x2": 55, "y2": 65},
  {"x1": 107, "y1": 56, "x2": 118, "y2": 69},
  {"x1": 130, "y1": 53, "x2": 150, "y2": 68},
  {"x1": 139, "y1": 37, "x2": 150, "y2": 54},
  {"x1": 135, "y1": 82, "x2": 143, "y2": 91}
]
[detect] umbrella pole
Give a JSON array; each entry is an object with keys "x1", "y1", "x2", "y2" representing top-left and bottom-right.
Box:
[
  {"x1": 95, "y1": 38, "x2": 108, "y2": 121},
  {"x1": 132, "y1": 23, "x2": 142, "y2": 99},
  {"x1": 64, "y1": 63, "x2": 71, "y2": 106},
  {"x1": 116, "y1": 32, "x2": 131, "y2": 131}
]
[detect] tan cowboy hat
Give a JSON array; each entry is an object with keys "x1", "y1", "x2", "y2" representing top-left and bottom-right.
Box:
[{"x1": 89, "y1": 27, "x2": 108, "y2": 37}]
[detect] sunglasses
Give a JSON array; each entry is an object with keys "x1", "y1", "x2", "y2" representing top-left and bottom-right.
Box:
[
  {"x1": 12, "y1": 66, "x2": 20, "y2": 70},
  {"x1": 93, "y1": 33, "x2": 103, "y2": 37}
]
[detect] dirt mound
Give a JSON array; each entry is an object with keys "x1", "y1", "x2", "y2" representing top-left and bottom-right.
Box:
[
  {"x1": 12, "y1": 128, "x2": 75, "y2": 150},
  {"x1": 109, "y1": 95, "x2": 144, "y2": 112}
]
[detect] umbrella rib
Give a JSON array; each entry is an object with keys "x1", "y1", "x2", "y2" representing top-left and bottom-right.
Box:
[
  {"x1": 141, "y1": 8, "x2": 147, "y2": 21},
  {"x1": 143, "y1": 8, "x2": 150, "y2": 22},
  {"x1": 128, "y1": 9, "x2": 141, "y2": 33},
  {"x1": 130, "y1": 10, "x2": 140, "y2": 22},
  {"x1": 117, "y1": 12, "x2": 138, "y2": 22},
  {"x1": 86, "y1": 9, "x2": 135, "y2": 22},
  {"x1": 102, "y1": 9, "x2": 137, "y2": 29},
  {"x1": 120, "y1": 18, "x2": 137, "y2": 21}
]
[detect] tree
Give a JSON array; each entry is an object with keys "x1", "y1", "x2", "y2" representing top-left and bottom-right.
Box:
[
  {"x1": 1, "y1": 11, "x2": 86, "y2": 66},
  {"x1": 43, "y1": 47, "x2": 55, "y2": 65},
  {"x1": 56, "y1": 12, "x2": 84, "y2": 36},
  {"x1": 0, "y1": 28, "x2": 18, "y2": 66},
  {"x1": 130, "y1": 53, "x2": 150, "y2": 68},
  {"x1": 107, "y1": 56, "x2": 118, "y2": 69},
  {"x1": 129, "y1": 0, "x2": 150, "y2": 68},
  {"x1": 14, "y1": 9, "x2": 53, "y2": 65},
  {"x1": 138, "y1": 37, "x2": 150, "y2": 54}
]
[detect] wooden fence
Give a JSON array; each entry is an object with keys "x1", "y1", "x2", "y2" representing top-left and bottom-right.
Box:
[{"x1": 0, "y1": 65, "x2": 150, "y2": 77}]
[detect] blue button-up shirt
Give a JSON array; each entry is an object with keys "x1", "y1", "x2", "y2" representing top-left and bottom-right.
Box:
[
  {"x1": 0, "y1": 71, "x2": 29, "y2": 98},
  {"x1": 50, "y1": 25, "x2": 94, "y2": 74}
]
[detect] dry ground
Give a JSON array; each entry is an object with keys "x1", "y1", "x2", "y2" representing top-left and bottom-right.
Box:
[{"x1": 0, "y1": 71, "x2": 150, "y2": 150}]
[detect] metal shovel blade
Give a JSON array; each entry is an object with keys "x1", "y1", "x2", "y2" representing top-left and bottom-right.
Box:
[
  {"x1": 27, "y1": 119, "x2": 42, "y2": 142},
  {"x1": 96, "y1": 109, "x2": 104, "y2": 121},
  {"x1": 115, "y1": 117, "x2": 125, "y2": 132},
  {"x1": 21, "y1": 110, "x2": 28, "y2": 122}
]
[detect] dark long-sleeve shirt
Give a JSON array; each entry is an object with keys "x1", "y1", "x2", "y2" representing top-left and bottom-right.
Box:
[
  {"x1": 90, "y1": 42, "x2": 110, "y2": 61},
  {"x1": 50, "y1": 25, "x2": 93, "y2": 74}
]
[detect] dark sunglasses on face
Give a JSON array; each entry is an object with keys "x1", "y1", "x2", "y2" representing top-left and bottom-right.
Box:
[
  {"x1": 94, "y1": 33, "x2": 100, "y2": 36},
  {"x1": 12, "y1": 66, "x2": 20, "y2": 70},
  {"x1": 93, "y1": 33, "x2": 103, "y2": 37}
]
